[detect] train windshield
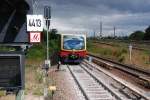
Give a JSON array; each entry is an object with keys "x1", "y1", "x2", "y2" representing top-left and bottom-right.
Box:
[{"x1": 63, "y1": 35, "x2": 85, "y2": 50}]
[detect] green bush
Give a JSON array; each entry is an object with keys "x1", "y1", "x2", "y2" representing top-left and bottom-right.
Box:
[
  {"x1": 0, "y1": 46, "x2": 16, "y2": 51},
  {"x1": 35, "y1": 71, "x2": 43, "y2": 83},
  {"x1": 33, "y1": 86, "x2": 43, "y2": 96},
  {"x1": 121, "y1": 48, "x2": 127, "y2": 54},
  {"x1": 26, "y1": 44, "x2": 46, "y2": 60},
  {"x1": 102, "y1": 49, "x2": 112, "y2": 55},
  {"x1": 117, "y1": 49, "x2": 123, "y2": 57},
  {"x1": 118, "y1": 55, "x2": 125, "y2": 63},
  {"x1": 113, "y1": 48, "x2": 127, "y2": 58},
  {"x1": 129, "y1": 31, "x2": 144, "y2": 40}
]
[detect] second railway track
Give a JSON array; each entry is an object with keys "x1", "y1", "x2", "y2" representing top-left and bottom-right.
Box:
[
  {"x1": 87, "y1": 53, "x2": 150, "y2": 88},
  {"x1": 67, "y1": 60, "x2": 150, "y2": 100}
]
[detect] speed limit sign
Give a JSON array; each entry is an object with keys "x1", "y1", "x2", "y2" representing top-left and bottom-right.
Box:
[{"x1": 27, "y1": 15, "x2": 44, "y2": 32}]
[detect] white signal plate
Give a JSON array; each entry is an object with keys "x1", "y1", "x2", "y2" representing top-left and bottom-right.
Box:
[
  {"x1": 29, "y1": 32, "x2": 41, "y2": 43},
  {"x1": 27, "y1": 15, "x2": 44, "y2": 32}
]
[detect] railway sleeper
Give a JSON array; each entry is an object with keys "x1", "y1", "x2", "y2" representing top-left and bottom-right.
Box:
[
  {"x1": 119, "y1": 87, "x2": 141, "y2": 100},
  {"x1": 112, "y1": 81, "x2": 143, "y2": 100},
  {"x1": 138, "y1": 76, "x2": 150, "y2": 88},
  {"x1": 90, "y1": 56, "x2": 150, "y2": 89},
  {"x1": 93, "y1": 59, "x2": 113, "y2": 70},
  {"x1": 138, "y1": 79, "x2": 150, "y2": 88},
  {"x1": 83, "y1": 62, "x2": 93, "y2": 71}
]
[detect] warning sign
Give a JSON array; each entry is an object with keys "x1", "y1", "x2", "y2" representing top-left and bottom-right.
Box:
[{"x1": 29, "y1": 32, "x2": 41, "y2": 43}]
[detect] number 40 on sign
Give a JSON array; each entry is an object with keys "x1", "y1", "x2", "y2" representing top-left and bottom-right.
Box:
[{"x1": 29, "y1": 32, "x2": 41, "y2": 43}]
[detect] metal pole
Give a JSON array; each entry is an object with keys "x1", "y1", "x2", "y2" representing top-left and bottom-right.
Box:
[
  {"x1": 130, "y1": 49, "x2": 132, "y2": 62},
  {"x1": 93, "y1": 30, "x2": 95, "y2": 39},
  {"x1": 44, "y1": 6, "x2": 51, "y2": 98},
  {"x1": 32, "y1": 0, "x2": 35, "y2": 14},
  {"x1": 47, "y1": 20, "x2": 49, "y2": 61},
  {"x1": 43, "y1": 19, "x2": 49, "y2": 98},
  {"x1": 32, "y1": 0, "x2": 40, "y2": 14},
  {"x1": 44, "y1": 70, "x2": 48, "y2": 98},
  {"x1": 44, "y1": 18, "x2": 51, "y2": 98},
  {"x1": 129, "y1": 44, "x2": 132, "y2": 63},
  {"x1": 16, "y1": 90, "x2": 24, "y2": 100},
  {"x1": 114, "y1": 26, "x2": 116, "y2": 38},
  {"x1": 100, "y1": 21, "x2": 102, "y2": 38}
]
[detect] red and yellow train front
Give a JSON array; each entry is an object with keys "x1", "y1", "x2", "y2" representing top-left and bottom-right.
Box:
[{"x1": 59, "y1": 34, "x2": 86, "y2": 63}]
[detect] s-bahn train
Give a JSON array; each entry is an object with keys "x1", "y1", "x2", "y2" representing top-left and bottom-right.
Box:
[{"x1": 59, "y1": 33, "x2": 87, "y2": 64}]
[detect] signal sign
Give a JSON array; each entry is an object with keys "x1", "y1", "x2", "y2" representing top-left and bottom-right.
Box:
[
  {"x1": 27, "y1": 15, "x2": 44, "y2": 32},
  {"x1": 29, "y1": 32, "x2": 41, "y2": 43},
  {"x1": 44, "y1": 6, "x2": 51, "y2": 19}
]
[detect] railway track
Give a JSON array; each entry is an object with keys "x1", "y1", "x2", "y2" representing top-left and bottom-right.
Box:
[
  {"x1": 87, "y1": 53, "x2": 150, "y2": 88},
  {"x1": 82, "y1": 60, "x2": 150, "y2": 100},
  {"x1": 67, "y1": 65, "x2": 120, "y2": 100},
  {"x1": 67, "y1": 62, "x2": 150, "y2": 100}
]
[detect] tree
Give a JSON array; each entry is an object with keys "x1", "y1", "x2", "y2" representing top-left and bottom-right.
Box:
[
  {"x1": 144, "y1": 26, "x2": 150, "y2": 40},
  {"x1": 43, "y1": 29, "x2": 58, "y2": 42},
  {"x1": 49, "y1": 29, "x2": 58, "y2": 39},
  {"x1": 129, "y1": 31, "x2": 144, "y2": 40}
]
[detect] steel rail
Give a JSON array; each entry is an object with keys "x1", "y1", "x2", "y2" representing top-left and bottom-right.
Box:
[
  {"x1": 67, "y1": 65, "x2": 89, "y2": 100},
  {"x1": 83, "y1": 60, "x2": 150, "y2": 100},
  {"x1": 88, "y1": 53, "x2": 150, "y2": 75},
  {"x1": 67, "y1": 65, "x2": 120, "y2": 100},
  {"x1": 80, "y1": 64, "x2": 122, "y2": 100}
]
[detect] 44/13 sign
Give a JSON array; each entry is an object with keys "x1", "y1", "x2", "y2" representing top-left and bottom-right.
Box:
[
  {"x1": 27, "y1": 15, "x2": 44, "y2": 32},
  {"x1": 30, "y1": 32, "x2": 41, "y2": 43}
]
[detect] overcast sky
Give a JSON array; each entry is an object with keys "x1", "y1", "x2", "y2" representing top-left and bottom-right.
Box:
[{"x1": 35, "y1": 0, "x2": 150, "y2": 36}]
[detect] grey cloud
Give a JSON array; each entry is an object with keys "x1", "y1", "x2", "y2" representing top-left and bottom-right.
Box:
[
  {"x1": 37, "y1": 0, "x2": 150, "y2": 36},
  {"x1": 50, "y1": 0, "x2": 150, "y2": 13}
]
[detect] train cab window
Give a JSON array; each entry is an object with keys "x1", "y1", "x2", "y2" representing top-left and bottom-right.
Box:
[{"x1": 63, "y1": 35, "x2": 85, "y2": 50}]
